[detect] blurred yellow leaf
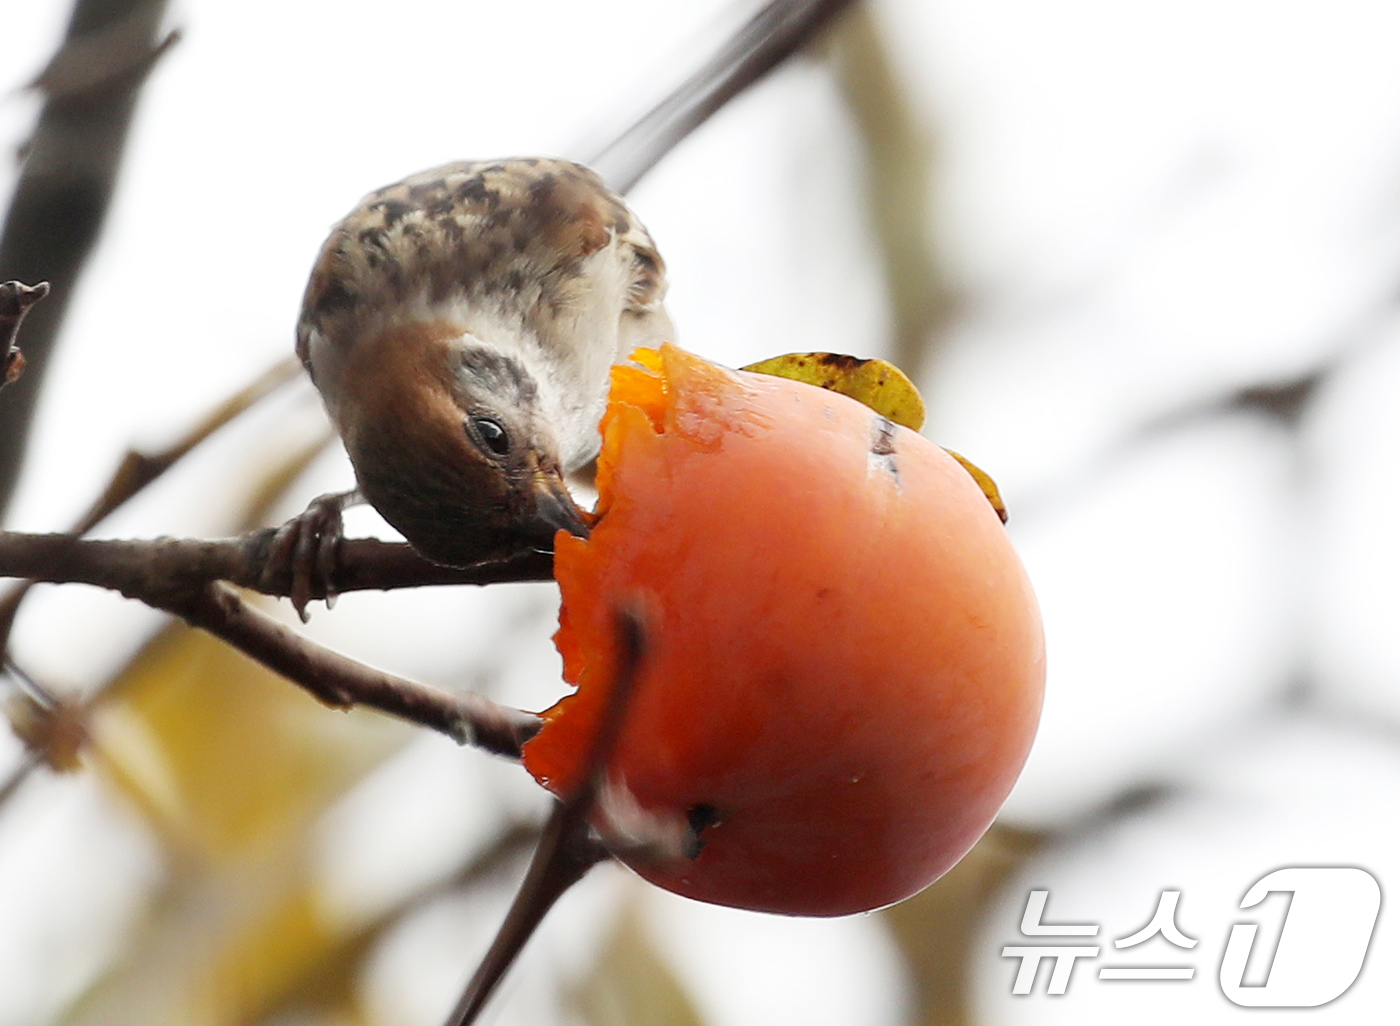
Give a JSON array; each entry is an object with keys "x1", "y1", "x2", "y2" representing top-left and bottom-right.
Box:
[
  {"x1": 571, "y1": 898, "x2": 705, "y2": 1026},
  {"x1": 881, "y1": 825, "x2": 1044, "y2": 1026},
  {"x1": 55, "y1": 857, "x2": 369, "y2": 1026},
  {"x1": 743, "y1": 352, "x2": 927, "y2": 430},
  {"x1": 187, "y1": 883, "x2": 344, "y2": 1025},
  {"x1": 96, "y1": 617, "x2": 395, "y2": 858},
  {"x1": 42, "y1": 330, "x2": 404, "y2": 1026},
  {"x1": 56, "y1": 616, "x2": 408, "y2": 1026}
]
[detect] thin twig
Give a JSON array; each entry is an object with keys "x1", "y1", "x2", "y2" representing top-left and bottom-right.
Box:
[
  {"x1": 445, "y1": 605, "x2": 650, "y2": 1026},
  {"x1": 182, "y1": 583, "x2": 539, "y2": 757},
  {"x1": 0, "y1": 355, "x2": 305, "y2": 652},
  {"x1": 0, "y1": 660, "x2": 76, "y2": 812},
  {"x1": 247, "y1": 820, "x2": 542, "y2": 1023},
  {"x1": 0, "y1": 752, "x2": 42, "y2": 807},
  {"x1": 2, "y1": 657, "x2": 59, "y2": 711},
  {"x1": 12, "y1": 552, "x2": 543, "y2": 754},
  {"x1": 0, "y1": 0, "x2": 176, "y2": 513},
  {"x1": 75, "y1": 355, "x2": 303, "y2": 537},
  {"x1": 589, "y1": 0, "x2": 861, "y2": 193},
  {"x1": 0, "y1": 0, "x2": 859, "y2": 786},
  {"x1": 0, "y1": 369, "x2": 320, "y2": 810}
]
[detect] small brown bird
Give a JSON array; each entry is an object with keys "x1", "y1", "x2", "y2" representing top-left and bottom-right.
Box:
[{"x1": 290, "y1": 158, "x2": 672, "y2": 592}]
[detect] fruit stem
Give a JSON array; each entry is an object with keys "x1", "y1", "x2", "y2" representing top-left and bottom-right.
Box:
[
  {"x1": 441, "y1": 600, "x2": 653, "y2": 1026},
  {"x1": 442, "y1": 798, "x2": 606, "y2": 1026}
]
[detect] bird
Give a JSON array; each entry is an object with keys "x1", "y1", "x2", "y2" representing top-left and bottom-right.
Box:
[{"x1": 281, "y1": 158, "x2": 673, "y2": 610}]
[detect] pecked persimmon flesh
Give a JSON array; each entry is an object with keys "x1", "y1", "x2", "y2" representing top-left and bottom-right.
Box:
[{"x1": 523, "y1": 344, "x2": 1044, "y2": 917}]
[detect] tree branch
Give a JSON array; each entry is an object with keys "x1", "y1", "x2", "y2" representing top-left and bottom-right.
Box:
[
  {"x1": 0, "y1": 529, "x2": 550, "y2": 758},
  {"x1": 0, "y1": 530, "x2": 552, "y2": 599},
  {"x1": 0, "y1": 354, "x2": 305, "y2": 653},
  {"x1": 0, "y1": 0, "x2": 176, "y2": 513},
  {"x1": 0, "y1": 0, "x2": 862, "y2": 773},
  {"x1": 76, "y1": 355, "x2": 303, "y2": 537},
  {"x1": 183, "y1": 583, "x2": 539, "y2": 757},
  {"x1": 589, "y1": 0, "x2": 860, "y2": 193}
]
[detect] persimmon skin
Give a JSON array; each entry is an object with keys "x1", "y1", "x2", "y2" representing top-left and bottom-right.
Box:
[{"x1": 524, "y1": 345, "x2": 1044, "y2": 917}]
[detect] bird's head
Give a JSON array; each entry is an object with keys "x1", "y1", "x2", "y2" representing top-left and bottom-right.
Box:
[
  {"x1": 295, "y1": 158, "x2": 669, "y2": 566},
  {"x1": 320, "y1": 316, "x2": 590, "y2": 566}
]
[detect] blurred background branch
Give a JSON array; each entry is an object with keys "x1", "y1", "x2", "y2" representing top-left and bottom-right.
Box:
[
  {"x1": 589, "y1": 0, "x2": 859, "y2": 193},
  {"x1": 0, "y1": 0, "x2": 176, "y2": 513},
  {"x1": 831, "y1": 7, "x2": 954, "y2": 384}
]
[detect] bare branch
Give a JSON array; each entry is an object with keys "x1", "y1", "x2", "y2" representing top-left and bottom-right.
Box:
[
  {"x1": 182, "y1": 583, "x2": 539, "y2": 757},
  {"x1": 589, "y1": 0, "x2": 861, "y2": 194},
  {"x1": 0, "y1": 354, "x2": 305, "y2": 655},
  {"x1": 445, "y1": 605, "x2": 651, "y2": 1026},
  {"x1": 0, "y1": 0, "x2": 863, "y2": 780},
  {"x1": 76, "y1": 355, "x2": 303, "y2": 537},
  {"x1": 0, "y1": 531, "x2": 552, "y2": 599},
  {"x1": 0, "y1": 752, "x2": 42, "y2": 808},
  {"x1": 233, "y1": 820, "x2": 542, "y2": 1024},
  {"x1": 0, "y1": 659, "x2": 83, "y2": 813},
  {"x1": 0, "y1": 529, "x2": 549, "y2": 757},
  {"x1": 0, "y1": 0, "x2": 177, "y2": 513}
]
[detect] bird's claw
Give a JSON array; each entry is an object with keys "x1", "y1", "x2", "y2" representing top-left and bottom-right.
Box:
[{"x1": 263, "y1": 491, "x2": 356, "y2": 621}]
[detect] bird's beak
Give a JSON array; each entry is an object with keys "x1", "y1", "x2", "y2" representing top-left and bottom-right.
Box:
[{"x1": 531, "y1": 467, "x2": 591, "y2": 541}]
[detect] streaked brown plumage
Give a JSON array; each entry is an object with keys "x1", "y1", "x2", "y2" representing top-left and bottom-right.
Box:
[{"x1": 294, "y1": 158, "x2": 673, "y2": 568}]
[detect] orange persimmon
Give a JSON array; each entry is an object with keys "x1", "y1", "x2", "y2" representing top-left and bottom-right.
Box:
[{"x1": 523, "y1": 344, "x2": 1044, "y2": 917}]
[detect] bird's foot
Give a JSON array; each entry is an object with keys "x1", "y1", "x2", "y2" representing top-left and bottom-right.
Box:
[{"x1": 263, "y1": 490, "x2": 359, "y2": 621}]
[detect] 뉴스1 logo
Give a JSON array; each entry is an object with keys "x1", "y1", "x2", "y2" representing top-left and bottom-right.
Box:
[{"x1": 1001, "y1": 866, "x2": 1381, "y2": 1007}]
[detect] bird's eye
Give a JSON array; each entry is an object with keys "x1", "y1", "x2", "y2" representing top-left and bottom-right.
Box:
[{"x1": 468, "y1": 416, "x2": 511, "y2": 459}]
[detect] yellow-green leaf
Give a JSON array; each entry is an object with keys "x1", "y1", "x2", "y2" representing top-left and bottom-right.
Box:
[
  {"x1": 570, "y1": 897, "x2": 704, "y2": 1026},
  {"x1": 742, "y1": 352, "x2": 927, "y2": 430},
  {"x1": 740, "y1": 351, "x2": 1007, "y2": 522},
  {"x1": 942, "y1": 448, "x2": 1009, "y2": 524}
]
